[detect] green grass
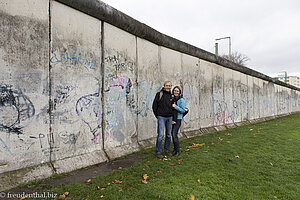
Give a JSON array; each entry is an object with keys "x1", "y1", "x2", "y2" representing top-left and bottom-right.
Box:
[{"x1": 35, "y1": 113, "x2": 300, "y2": 200}]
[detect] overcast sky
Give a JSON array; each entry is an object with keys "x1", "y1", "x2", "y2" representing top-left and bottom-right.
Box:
[{"x1": 101, "y1": 0, "x2": 300, "y2": 77}]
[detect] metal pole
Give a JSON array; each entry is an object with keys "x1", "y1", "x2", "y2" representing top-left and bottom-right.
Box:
[
  {"x1": 228, "y1": 37, "x2": 231, "y2": 57},
  {"x1": 215, "y1": 36, "x2": 231, "y2": 57},
  {"x1": 285, "y1": 71, "x2": 287, "y2": 83},
  {"x1": 215, "y1": 42, "x2": 218, "y2": 56}
]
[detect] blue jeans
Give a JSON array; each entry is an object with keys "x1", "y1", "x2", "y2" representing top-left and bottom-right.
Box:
[
  {"x1": 172, "y1": 119, "x2": 182, "y2": 153},
  {"x1": 156, "y1": 116, "x2": 172, "y2": 154}
]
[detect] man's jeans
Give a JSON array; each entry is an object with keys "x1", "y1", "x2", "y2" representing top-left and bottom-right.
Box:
[
  {"x1": 156, "y1": 116, "x2": 172, "y2": 154},
  {"x1": 171, "y1": 119, "x2": 182, "y2": 153}
]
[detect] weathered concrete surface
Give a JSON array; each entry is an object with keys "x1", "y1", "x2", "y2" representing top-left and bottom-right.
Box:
[
  {"x1": 199, "y1": 60, "x2": 214, "y2": 128},
  {"x1": 136, "y1": 38, "x2": 160, "y2": 147},
  {"x1": 182, "y1": 54, "x2": 200, "y2": 132},
  {"x1": 247, "y1": 76, "x2": 254, "y2": 120},
  {"x1": 232, "y1": 70, "x2": 241, "y2": 123},
  {"x1": 223, "y1": 68, "x2": 234, "y2": 125},
  {"x1": 50, "y1": 1, "x2": 107, "y2": 171},
  {"x1": 0, "y1": 0, "x2": 50, "y2": 178},
  {"x1": 240, "y1": 73, "x2": 248, "y2": 121},
  {"x1": 103, "y1": 22, "x2": 140, "y2": 159},
  {"x1": 212, "y1": 64, "x2": 224, "y2": 126},
  {"x1": 160, "y1": 47, "x2": 182, "y2": 86},
  {"x1": 253, "y1": 77, "x2": 260, "y2": 119}
]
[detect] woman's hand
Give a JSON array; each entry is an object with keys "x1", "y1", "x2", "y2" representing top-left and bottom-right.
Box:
[
  {"x1": 172, "y1": 103, "x2": 176, "y2": 108},
  {"x1": 172, "y1": 121, "x2": 176, "y2": 124}
]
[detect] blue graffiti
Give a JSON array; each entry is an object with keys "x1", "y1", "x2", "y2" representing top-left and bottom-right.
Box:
[{"x1": 50, "y1": 48, "x2": 95, "y2": 71}]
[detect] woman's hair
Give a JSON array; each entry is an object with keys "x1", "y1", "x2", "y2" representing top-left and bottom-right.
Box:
[{"x1": 172, "y1": 86, "x2": 182, "y2": 95}]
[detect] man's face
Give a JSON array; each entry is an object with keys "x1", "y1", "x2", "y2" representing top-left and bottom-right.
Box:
[{"x1": 164, "y1": 82, "x2": 172, "y2": 92}]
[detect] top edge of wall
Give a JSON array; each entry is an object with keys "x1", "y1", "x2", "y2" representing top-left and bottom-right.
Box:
[{"x1": 55, "y1": 0, "x2": 300, "y2": 91}]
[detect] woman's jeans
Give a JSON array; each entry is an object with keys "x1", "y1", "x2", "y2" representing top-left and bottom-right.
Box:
[
  {"x1": 172, "y1": 119, "x2": 182, "y2": 153},
  {"x1": 156, "y1": 116, "x2": 172, "y2": 154}
]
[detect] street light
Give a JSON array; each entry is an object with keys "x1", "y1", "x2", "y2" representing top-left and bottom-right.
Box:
[{"x1": 215, "y1": 37, "x2": 231, "y2": 57}]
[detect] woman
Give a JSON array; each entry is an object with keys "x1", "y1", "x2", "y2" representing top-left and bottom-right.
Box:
[{"x1": 171, "y1": 86, "x2": 186, "y2": 156}]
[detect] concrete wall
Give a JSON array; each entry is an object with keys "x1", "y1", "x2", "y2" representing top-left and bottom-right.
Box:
[{"x1": 1, "y1": 0, "x2": 300, "y2": 190}]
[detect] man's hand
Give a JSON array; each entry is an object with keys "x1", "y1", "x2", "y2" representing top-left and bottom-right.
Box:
[
  {"x1": 172, "y1": 103, "x2": 176, "y2": 108},
  {"x1": 172, "y1": 121, "x2": 176, "y2": 124}
]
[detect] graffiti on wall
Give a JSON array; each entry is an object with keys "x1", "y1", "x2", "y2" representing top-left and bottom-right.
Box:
[
  {"x1": 50, "y1": 46, "x2": 96, "y2": 71},
  {"x1": 0, "y1": 84, "x2": 35, "y2": 134},
  {"x1": 104, "y1": 53, "x2": 137, "y2": 144}
]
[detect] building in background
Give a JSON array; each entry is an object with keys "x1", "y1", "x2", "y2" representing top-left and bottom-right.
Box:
[{"x1": 274, "y1": 75, "x2": 300, "y2": 88}]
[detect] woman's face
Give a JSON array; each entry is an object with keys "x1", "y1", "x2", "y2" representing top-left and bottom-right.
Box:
[{"x1": 174, "y1": 88, "x2": 180, "y2": 96}]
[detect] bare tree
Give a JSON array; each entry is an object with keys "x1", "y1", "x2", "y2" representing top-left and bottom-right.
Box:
[{"x1": 221, "y1": 51, "x2": 250, "y2": 66}]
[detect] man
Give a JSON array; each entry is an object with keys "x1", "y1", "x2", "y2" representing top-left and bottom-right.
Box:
[{"x1": 152, "y1": 81, "x2": 174, "y2": 158}]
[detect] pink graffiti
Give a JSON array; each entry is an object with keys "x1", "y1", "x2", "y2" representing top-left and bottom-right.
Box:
[
  {"x1": 92, "y1": 132, "x2": 101, "y2": 144},
  {"x1": 110, "y1": 74, "x2": 127, "y2": 89},
  {"x1": 215, "y1": 111, "x2": 225, "y2": 125}
]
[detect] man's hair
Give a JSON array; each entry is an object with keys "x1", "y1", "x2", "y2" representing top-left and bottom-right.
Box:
[{"x1": 164, "y1": 81, "x2": 172, "y2": 86}]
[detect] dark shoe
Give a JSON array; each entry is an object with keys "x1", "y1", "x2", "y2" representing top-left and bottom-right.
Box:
[
  {"x1": 165, "y1": 152, "x2": 173, "y2": 156},
  {"x1": 156, "y1": 154, "x2": 164, "y2": 159},
  {"x1": 172, "y1": 152, "x2": 180, "y2": 156}
]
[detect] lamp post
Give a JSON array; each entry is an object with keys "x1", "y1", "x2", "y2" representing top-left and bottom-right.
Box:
[{"x1": 215, "y1": 37, "x2": 231, "y2": 57}]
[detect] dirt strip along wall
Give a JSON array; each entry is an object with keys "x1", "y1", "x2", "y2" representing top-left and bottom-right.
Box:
[{"x1": 0, "y1": 0, "x2": 300, "y2": 190}]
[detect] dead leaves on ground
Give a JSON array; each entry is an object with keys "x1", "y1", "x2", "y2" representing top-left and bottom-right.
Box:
[
  {"x1": 142, "y1": 173, "x2": 149, "y2": 184},
  {"x1": 187, "y1": 143, "x2": 205, "y2": 148},
  {"x1": 58, "y1": 192, "x2": 70, "y2": 200}
]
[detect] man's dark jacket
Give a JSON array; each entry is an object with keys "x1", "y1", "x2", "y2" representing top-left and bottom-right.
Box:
[{"x1": 152, "y1": 88, "x2": 174, "y2": 118}]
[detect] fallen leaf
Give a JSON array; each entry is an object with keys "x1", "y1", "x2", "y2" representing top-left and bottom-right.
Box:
[
  {"x1": 218, "y1": 137, "x2": 223, "y2": 141},
  {"x1": 97, "y1": 186, "x2": 100, "y2": 190},
  {"x1": 100, "y1": 195, "x2": 105, "y2": 198},
  {"x1": 19, "y1": 196, "x2": 28, "y2": 200},
  {"x1": 235, "y1": 155, "x2": 240, "y2": 158},
  {"x1": 143, "y1": 174, "x2": 149, "y2": 180},
  {"x1": 101, "y1": 188, "x2": 106, "y2": 191},
  {"x1": 203, "y1": 151, "x2": 208, "y2": 153},
  {"x1": 118, "y1": 167, "x2": 123, "y2": 170},
  {"x1": 189, "y1": 194, "x2": 195, "y2": 200},
  {"x1": 170, "y1": 164, "x2": 176, "y2": 166},
  {"x1": 107, "y1": 183, "x2": 111, "y2": 185},
  {"x1": 163, "y1": 158, "x2": 171, "y2": 161},
  {"x1": 115, "y1": 180, "x2": 123, "y2": 184},
  {"x1": 178, "y1": 159, "x2": 182, "y2": 162},
  {"x1": 197, "y1": 179, "x2": 200, "y2": 183},
  {"x1": 187, "y1": 143, "x2": 205, "y2": 148},
  {"x1": 250, "y1": 129, "x2": 253, "y2": 131},
  {"x1": 178, "y1": 162, "x2": 182, "y2": 165},
  {"x1": 156, "y1": 171, "x2": 161, "y2": 174},
  {"x1": 58, "y1": 194, "x2": 65, "y2": 199},
  {"x1": 118, "y1": 187, "x2": 123, "y2": 192},
  {"x1": 211, "y1": 142, "x2": 215, "y2": 145},
  {"x1": 64, "y1": 192, "x2": 69, "y2": 196},
  {"x1": 270, "y1": 162, "x2": 273, "y2": 166},
  {"x1": 253, "y1": 134, "x2": 256, "y2": 137},
  {"x1": 225, "y1": 133, "x2": 232, "y2": 136},
  {"x1": 91, "y1": 176, "x2": 96, "y2": 179},
  {"x1": 146, "y1": 161, "x2": 151, "y2": 164},
  {"x1": 141, "y1": 180, "x2": 148, "y2": 184},
  {"x1": 226, "y1": 141, "x2": 230, "y2": 143},
  {"x1": 158, "y1": 195, "x2": 160, "y2": 199}
]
